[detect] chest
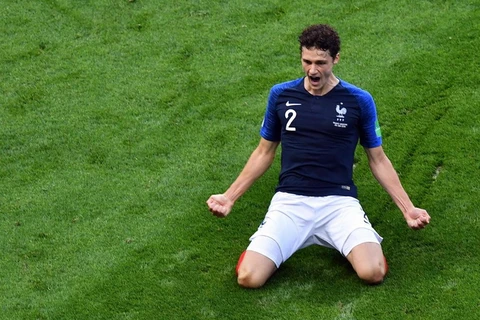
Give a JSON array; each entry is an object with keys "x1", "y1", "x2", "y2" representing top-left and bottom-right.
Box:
[{"x1": 275, "y1": 94, "x2": 361, "y2": 136}]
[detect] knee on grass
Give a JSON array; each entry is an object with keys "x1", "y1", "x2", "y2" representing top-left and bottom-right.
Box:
[
  {"x1": 356, "y1": 261, "x2": 388, "y2": 284},
  {"x1": 235, "y1": 251, "x2": 275, "y2": 289},
  {"x1": 237, "y1": 268, "x2": 268, "y2": 289}
]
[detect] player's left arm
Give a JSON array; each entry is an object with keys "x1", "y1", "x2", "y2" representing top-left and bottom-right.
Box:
[{"x1": 364, "y1": 146, "x2": 431, "y2": 230}]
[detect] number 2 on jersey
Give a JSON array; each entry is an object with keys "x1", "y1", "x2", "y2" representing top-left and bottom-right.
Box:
[{"x1": 285, "y1": 109, "x2": 297, "y2": 131}]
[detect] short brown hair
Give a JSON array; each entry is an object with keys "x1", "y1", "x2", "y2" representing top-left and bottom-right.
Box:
[{"x1": 298, "y1": 24, "x2": 341, "y2": 58}]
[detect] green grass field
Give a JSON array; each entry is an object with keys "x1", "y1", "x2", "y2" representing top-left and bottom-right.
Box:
[{"x1": 1, "y1": 0, "x2": 479, "y2": 319}]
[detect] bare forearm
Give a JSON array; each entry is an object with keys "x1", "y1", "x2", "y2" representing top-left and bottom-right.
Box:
[
  {"x1": 224, "y1": 147, "x2": 275, "y2": 202},
  {"x1": 365, "y1": 146, "x2": 430, "y2": 229},
  {"x1": 369, "y1": 156, "x2": 414, "y2": 216}
]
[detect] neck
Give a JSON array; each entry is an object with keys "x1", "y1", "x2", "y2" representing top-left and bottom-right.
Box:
[{"x1": 305, "y1": 75, "x2": 339, "y2": 96}]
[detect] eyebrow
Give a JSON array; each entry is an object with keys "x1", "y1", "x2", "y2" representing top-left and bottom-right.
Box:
[{"x1": 302, "y1": 58, "x2": 328, "y2": 63}]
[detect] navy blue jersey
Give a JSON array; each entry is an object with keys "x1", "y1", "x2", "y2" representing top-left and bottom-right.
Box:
[{"x1": 260, "y1": 77, "x2": 382, "y2": 198}]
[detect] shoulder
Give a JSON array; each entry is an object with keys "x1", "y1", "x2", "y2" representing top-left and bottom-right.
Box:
[
  {"x1": 267, "y1": 78, "x2": 304, "y2": 107},
  {"x1": 338, "y1": 79, "x2": 374, "y2": 105},
  {"x1": 270, "y1": 78, "x2": 304, "y2": 96}
]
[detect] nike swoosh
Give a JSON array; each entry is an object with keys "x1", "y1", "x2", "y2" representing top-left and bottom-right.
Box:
[{"x1": 286, "y1": 101, "x2": 301, "y2": 107}]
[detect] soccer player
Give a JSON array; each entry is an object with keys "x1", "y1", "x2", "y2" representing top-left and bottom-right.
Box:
[{"x1": 206, "y1": 24, "x2": 431, "y2": 288}]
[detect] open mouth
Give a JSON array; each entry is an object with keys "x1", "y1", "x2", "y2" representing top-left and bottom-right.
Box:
[{"x1": 309, "y1": 76, "x2": 321, "y2": 85}]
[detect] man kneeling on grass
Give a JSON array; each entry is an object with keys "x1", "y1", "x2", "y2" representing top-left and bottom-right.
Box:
[{"x1": 207, "y1": 23, "x2": 431, "y2": 288}]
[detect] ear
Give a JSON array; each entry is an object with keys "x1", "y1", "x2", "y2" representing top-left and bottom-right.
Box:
[{"x1": 333, "y1": 53, "x2": 340, "y2": 65}]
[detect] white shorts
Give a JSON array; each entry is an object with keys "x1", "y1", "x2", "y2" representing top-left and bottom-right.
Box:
[{"x1": 247, "y1": 192, "x2": 383, "y2": 267}]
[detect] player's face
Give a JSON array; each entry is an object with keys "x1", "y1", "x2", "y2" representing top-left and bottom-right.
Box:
[{"x1": 301, "y1": 47, "x2": 339, "y2": 95}]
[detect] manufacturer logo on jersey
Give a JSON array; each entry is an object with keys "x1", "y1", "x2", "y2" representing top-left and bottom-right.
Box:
[
  {"x1": 333, "y1": 102, "x2": 348, "y2": 128},
  {"x1": 286, "y1": 101, "x2": 302, "y2": 107}
]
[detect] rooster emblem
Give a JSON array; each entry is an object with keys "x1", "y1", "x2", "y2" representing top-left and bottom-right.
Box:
[{"x1": 336, "y1": 104, "x2": 347, "y2": 118}]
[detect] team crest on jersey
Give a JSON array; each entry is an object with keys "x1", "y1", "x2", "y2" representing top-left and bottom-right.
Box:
[{"x1": 333, "y1": 102, "x2": 348, "y2": 128}]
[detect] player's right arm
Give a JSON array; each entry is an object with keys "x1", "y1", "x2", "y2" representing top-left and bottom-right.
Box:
[{"x1": 207, "y1": 138, "x2": 279, "y2": 218}]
